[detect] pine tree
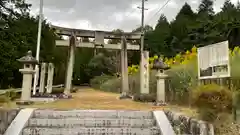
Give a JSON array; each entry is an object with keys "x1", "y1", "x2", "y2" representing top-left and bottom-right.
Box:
[
  {"x1": 198, "y1": 0, "x2": 215, "y2": 16},
  {"x1": 222, "y1": 0, "x2": 235, "y2": 12},
  {"x1": 176, "y1": 2, "x2": 195, "y2": 19}
]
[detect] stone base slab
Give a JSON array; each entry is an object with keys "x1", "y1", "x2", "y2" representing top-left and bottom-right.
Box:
[
  {"x1": 30, "y1": 98, "x2": 56, "y2": 102},
  {"x1": 118, "y1": 94, "x2": 132, "y2": 100},
  {"x1": 22, "y1": 127, "x2": 160, "y2": 135},
  {"x1": 153, "y1": 102, "x2": 167, "y2": 106}
]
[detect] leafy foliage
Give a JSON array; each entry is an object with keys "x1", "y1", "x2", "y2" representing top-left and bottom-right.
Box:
[
  {"x1": 191, "y1": 84, "x2": 232, "y2": 111},
  {"x1": 90, "y1": 75, "x2": 116, "y2": 89}
]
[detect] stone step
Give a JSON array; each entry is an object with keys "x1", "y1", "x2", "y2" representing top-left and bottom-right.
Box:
[
  {"x1": 28, "y1": 118, "x2": 155, "y2": 128},
  {"x1": 33, "y1": 110, "x2": 153, "y2": 119},
  {"x1": 22, "y1": 127, "x2": 161, "y2": 135}
]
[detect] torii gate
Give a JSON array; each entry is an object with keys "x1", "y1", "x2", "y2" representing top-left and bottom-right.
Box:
[{"x1": 51, "y1": 25, "x2": 142, "y2": 98}]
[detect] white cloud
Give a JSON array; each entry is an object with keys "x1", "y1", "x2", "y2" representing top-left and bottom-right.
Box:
[{"x1": 26, "y1": 0, "x2": 236, "y2": 31}]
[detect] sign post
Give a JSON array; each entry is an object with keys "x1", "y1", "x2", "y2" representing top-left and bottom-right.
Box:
[
  {"x1": 197, "y1": 41, "x2": 230, "y2": 80},
  {"x1": 197, "y1": 41, "x2": 239, "y2": 122}
]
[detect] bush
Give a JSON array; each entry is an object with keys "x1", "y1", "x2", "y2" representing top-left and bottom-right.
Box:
[
  {"x1": 5, "y1": 90, "x2": 20, "y2": 100},
  {"x1": 133, "y1": 93, "x2": 156, "y2": 102},
  {"x1": 0, "y1": 95, "x2": 9, "y2": 103},
  {"x1": 98, "y1": 70, "x2": 157, "y2": 95},
  {"x1": 166, "y1": 59, "x2": 198, "y2": 105},
  {"x1": 191, "y1": 84, "x2": 232, "y2": 112},
  {"x1": 90, "y1": 75, "x2": 116, "y2": 89},
  {"x1": 198, "y1": 108, "x2": 218, "y2": 122},
  {"x1": 100, "y1": 77, "x2": 121, "y2": 93},
  {"x1": 51, "y1": 88, "x2": 76, "y2": 94}
]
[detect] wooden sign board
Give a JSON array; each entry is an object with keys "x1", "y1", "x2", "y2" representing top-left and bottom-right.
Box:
[{"x1": 197, "y1": 41, "x2": 230, "y2": 79}]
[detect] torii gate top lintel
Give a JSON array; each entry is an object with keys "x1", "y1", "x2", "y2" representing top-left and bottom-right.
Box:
[{"x1": 51, "y1": 25, "x2": 141, "y2": 40}]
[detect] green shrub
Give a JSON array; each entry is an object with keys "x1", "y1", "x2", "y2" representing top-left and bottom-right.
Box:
[
  {"x1": 90, "y1": 75, "x2": 116, "y2": 89},
  {"x1": 0, "y1": 95, "x2": 9, "y2": 103},
  {"x1": 100, "y1": 77, "x2": 121, "y2": 93},
  {"x1": 198, "y1": 108, "x2": 218, "y2": 122},
  {"x1": 133, "y1": 93, "x2": 156, "y2": 102},
  {"x1": 166, "y1": 60, "x2": 198, "y2": 105},
  {"x1": 5, "y1": 90, "x2": 20, "y2": 100},
  {"x1": 99, "y1": 71, "x2": 157, "y2": 95},
  {"x1": 191, "y1": 84, "x2": 232, "y2": 112},
  {"x1": 51, "y1": 88, "x2": 65, "y2": 94}
]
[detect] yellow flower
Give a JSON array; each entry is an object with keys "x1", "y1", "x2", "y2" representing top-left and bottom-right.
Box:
[
  {"x1": 153, "y1": 55, "x2": 158, "y2": 60},
  {"x1": 191, "y1": 46, "x2": 197, "y2": 53}
]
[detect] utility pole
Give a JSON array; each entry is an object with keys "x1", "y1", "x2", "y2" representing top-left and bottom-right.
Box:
[
  {"x1": 138, "y1": 0, "x2": 148, "y2": 94},
  {"x1": 33, "y1": 0, "x2": 44, "y2": 95}
]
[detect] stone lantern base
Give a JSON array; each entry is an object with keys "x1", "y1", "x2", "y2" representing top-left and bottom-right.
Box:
[
  {"x1": 155, "y1": 70, "x2": 168, "y2": 106},
  {"x1": 16, "y1": 100, "x2": 34, "y2": 105},
  {"x1": 153, "y1": 101, "x2": 168, "y2": 106},
  {"x1": 118, "y1": 92, "x2": 132, "y2": 99}
]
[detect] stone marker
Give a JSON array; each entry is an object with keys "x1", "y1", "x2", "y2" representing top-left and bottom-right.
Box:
[
  {"x1": 16, "y1": 51, "x2": 38, "y2": 105},
  {"x1": 46, "y1": 63, "x2": 54, "y2": 94},
  {"x1": 39, "y1": 63, "x2": 47, "y2": 94},
  {"x1": 140, "y1": 51, "x2": 149, "y2": 94}
]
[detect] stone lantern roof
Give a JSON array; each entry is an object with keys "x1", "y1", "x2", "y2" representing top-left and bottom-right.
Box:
[
  {"x1": 153, "y1": 58, "x2": 170, "y2": 70},
  {"x1": 17, "y1": 51, "x2": 38, "y2": 64}
]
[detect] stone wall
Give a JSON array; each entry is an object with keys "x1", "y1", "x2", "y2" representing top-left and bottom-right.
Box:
[
  {"x1": 164, "y1": 110, "x2": 214, "y2": 135},
  {"x1": 0, "y1": 108, "x2": 20, "y2": 134}
]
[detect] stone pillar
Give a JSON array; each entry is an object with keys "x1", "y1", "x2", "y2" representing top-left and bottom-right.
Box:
[
  {"x1": 64, "y1": 34, "x2": 76, "y2": 95},
  {"x1": 46, "y1": 63, "x2": 54, "y2": 94},
  {"x1": 156, "y1": 70, "x2": 168, "y2": 105},
  {"x1": 123, "y1": 38, "x2": 129, "y2": 93},
  {"x1": 39, "y1": 63, "x2": 46, "y2": 94},
  {"x1": 140, "y1": 51, "x2": 149, "y2": 94},
  {"x1": 119, "y1": 36, "x2": 131, "y2": 99},
  {"x1": 16, "y1": 51, "x2": 38, "y2": 105}
]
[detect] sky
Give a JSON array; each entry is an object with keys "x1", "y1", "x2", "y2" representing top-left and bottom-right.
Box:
[{"x1": 25, "y1": 0, "x2": 240, "y2": 32}]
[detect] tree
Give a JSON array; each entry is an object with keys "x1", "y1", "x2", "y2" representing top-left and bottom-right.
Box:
[
  {"x1": 170, "y1": 3, "x2": 196, "y2": 52},
  {"x1": 222, "y1": 0, "x2": 235, "y2": 12},
  {"x1": 176, "y1": 2, "x2": 195, "y2": 19},
  {"x1": 86, "y1": 52, "x2": 116, "y2": 77},
  {"x1": 145, "y1": 14, "x2": 172, "y2": 56},
  {"x1": 198, "y1": 0, "x2": 215, "y2": 16},
  {"x1": 132, "y1": 25, "x2": 153, "y2": 33},
  {"x1": 0, "y1": 0, "x2": 63, "y2": 88}
]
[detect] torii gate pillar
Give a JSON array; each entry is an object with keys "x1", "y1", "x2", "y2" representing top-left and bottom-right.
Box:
[
  {"x1": 64, "y1": 34, "x2": 76, "y2": 94},
  {"x1": 119, "y1": 36, "x2": 130, "y2": 99}
]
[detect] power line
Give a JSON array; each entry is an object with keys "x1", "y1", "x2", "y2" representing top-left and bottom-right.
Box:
[{"x1": 146, "y1": 0, "x2": 172, "y2": 24}]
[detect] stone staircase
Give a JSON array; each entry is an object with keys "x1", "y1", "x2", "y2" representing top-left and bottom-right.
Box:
[{"x1": 22, "y1": 109, "x2": 161, "y2": 135}]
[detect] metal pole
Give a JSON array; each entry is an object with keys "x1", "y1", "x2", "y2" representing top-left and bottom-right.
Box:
[
  {"x1": 33, "y1": 0, "x2": 43, "y2": 95},
  {"x1": 140, "y1": 0, "x2": 145, "y2": 94}
]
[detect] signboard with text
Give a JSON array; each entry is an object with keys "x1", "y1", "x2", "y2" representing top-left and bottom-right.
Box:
[{"x1": 197, "y1": 41, "x2": 230, "y2": 79}]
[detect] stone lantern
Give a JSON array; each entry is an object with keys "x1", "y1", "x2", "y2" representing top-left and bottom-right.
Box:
[
  {"x1": 153, "y1": 58, "x2": 170, "y2": 105},
  {"x1": 16, "y1": 51, "x2": 38, "y2": 105}
]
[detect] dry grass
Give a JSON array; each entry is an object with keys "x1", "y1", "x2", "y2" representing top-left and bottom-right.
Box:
[
  {"x1": 1, "y1": 88, "x2": 198, "y2": 119},
  {"x1": 2, "y1": 88, "x2": 166, "y2": 110}
]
